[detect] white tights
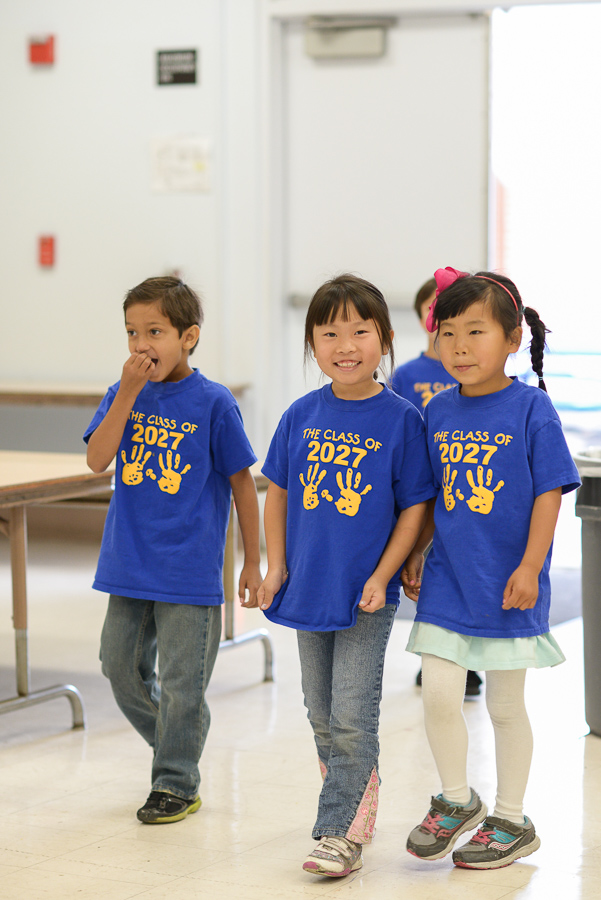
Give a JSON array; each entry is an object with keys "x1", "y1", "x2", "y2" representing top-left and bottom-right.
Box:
[{"x1": 421, "y1": 653, "x2": 533, "y2": 824}]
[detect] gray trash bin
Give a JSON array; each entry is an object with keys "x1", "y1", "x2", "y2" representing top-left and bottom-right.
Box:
[{"x1": 574, "y1": 450, "x2": 601, "y2": 737}]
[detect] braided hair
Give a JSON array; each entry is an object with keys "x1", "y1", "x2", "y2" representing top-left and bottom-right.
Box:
[{"x1": 433, "y1": 271, "x2": 550, "y2": 391}]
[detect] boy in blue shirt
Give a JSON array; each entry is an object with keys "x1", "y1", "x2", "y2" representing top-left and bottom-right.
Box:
[
  {"x1": 391, "y1": 277, "x2": 457, "y2": 410},
  {"x1": 85, "y1": 276, "x2": 261, "y2": 823}
]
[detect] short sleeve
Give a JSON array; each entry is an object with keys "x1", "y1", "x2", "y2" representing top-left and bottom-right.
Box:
[
  {"x1": 83, "y1": 385, "x2": 117, "y2": 444},
  {"x1": 530, "y1": 418, "x2": 581, "y2": 497},
  {"x1": 210, "y1": 404, "x2": 257, "y2": 477},
  {"x1": 262, "y1": 413, "x2": 291, "y2": 489},
  {"x1": 392, "y1": 409, "x2": 437, "y2": 510}
]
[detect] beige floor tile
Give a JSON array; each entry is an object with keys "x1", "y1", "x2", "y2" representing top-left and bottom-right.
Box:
[
  {"x1": 0, "y1": 863, "x2": 21, "y2": 877},
  {"x1": 499, "y1": 866, "x2": 601, "y2": 900},
  {"x1": 185, "y1": 853, "x2": 345, "y2": 894},
  {"x1": 324, "y1": 863, "x2": 528, "y2": 899},
  {"x1": 1, "y1": 537, "x2": 600, "y2": 900},
  {"x1": 133, "y1": 875, "x2": 328, "y2": 899},
  {"x1": 31, "y1": 855, "x2": 177, "y2": 887},
  {"x1": 133, "y1": 811, "x2": 296, "y2": 855},
  {"x1": 0, "y1": 823, "x2": 105, "y2": 858},
  {"x1": 0, "y1": 867, "x2": 152, "y2": 900},
  {"x1": 56, "y1": 833, "x2": 228, "y2": 878}
]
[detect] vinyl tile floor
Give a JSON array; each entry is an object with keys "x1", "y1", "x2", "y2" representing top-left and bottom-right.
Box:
[{"x1": 0, "y1": 537, "x2": 599, "y2": 900}]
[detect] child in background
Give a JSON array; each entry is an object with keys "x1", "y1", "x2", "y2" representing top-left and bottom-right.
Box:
[
  {"x1": 85, "y1": 276, "x2": 261, "y2": 823},
  {"x1": 258, "y1": 274, "x2": 436, "y2": 877},
  {"x1": 402, "y1": 267, "x2": 580, "y2": 869},
  {"x1": 392, "y1": 277, "x2": 481, "y2": 696},
  {"x1": 391, "y1": 277, "x2": 457, "y2": 410}
]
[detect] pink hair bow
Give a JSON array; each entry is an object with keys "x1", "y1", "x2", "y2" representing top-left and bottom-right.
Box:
[{"x1": 426, "y1": 267, "x2": 469, "y2": 333}]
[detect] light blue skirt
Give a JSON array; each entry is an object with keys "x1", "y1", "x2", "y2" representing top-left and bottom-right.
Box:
[{"x1": 406, "y1": 621, "x2": 565, "y2": 671}]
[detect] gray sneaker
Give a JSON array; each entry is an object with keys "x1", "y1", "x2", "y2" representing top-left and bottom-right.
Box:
[
  {"x1": 303, "y1": 836, "x2": 363, "y2": 877},
  {"x1": 453, "y1": 815, "x2": 541, "y2": 869},
  {"x1": 407, "y1": 789, "x2": 487, "y2": 860}
]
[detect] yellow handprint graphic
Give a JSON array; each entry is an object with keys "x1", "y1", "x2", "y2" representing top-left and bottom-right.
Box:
[
  {"x1": 335, "y1": 469, "x2": 372, "y2": 517},
  {"x1": 146, "y1": 450, "x2": 191, "y2": 494},
  {"x1": 121, "y1": 444, "x2": 152, "y2": 485},
  {"x1": 299, "y1": 463, "x2": 327, "y2": 510},
  {"x1": 466, "y1": 465, "x2": 504, "y2": 514},
  {"x1": 442, "y1": 464, "x2": 460, "y2": 511}
]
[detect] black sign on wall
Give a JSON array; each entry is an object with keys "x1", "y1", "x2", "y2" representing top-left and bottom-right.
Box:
[{"x1": 157, "y1": 50, "x2": 198, "y2": 86}]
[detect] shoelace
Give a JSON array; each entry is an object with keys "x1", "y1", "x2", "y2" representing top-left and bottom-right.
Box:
[
  {"x1": 420, "y1": 813, "x2": 444, "y2": 835},
  {"x1": 471, "y1": 827, "x2": 495, "y2": 845}
]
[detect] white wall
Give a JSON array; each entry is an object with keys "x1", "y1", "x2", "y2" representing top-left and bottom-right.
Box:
[
  {"x1": 3, "y1": 1, "x2": 589, "y2": 457},
  {"x1": 0, "y1": 0, "x2": 270, "y2": 451},
  {"x1": 266, "y1": 0, "x2": 598, "y2": 14},
  {"x1": 0, "y1": 1, "x2": 264, "y2": 386}
]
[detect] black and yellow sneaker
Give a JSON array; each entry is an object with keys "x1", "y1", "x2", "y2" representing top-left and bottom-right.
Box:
[
  {"x1": 452, "y1": 815, "x2": 540, "y2": 869},
  {"x1": 136, "y1": 790, "x2": 201, "y2": 824}
]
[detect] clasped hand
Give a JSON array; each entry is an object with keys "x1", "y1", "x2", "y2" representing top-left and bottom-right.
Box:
[
  {"x1": 400, "y1": 554, "x2": 538, "y2": 611},
  {"x1": 400, "y1": 550, "x2": 425, "y2": 603},
  {"x1": 257, "y1": 568, "x2": 288, "y2": 611},
  {"x1": 237, "y1": 563, "x2": 263, "y2": 609}
]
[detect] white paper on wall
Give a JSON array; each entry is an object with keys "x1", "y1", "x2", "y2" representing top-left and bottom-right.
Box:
[{"x1": 151, "y1": 136, "x2": 211, "y2": 192}]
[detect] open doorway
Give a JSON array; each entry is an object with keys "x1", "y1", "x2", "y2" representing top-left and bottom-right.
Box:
[
  {"x1": 491, "y1": 3, "x2": 601, "y2": 438},
  {"x1": 490, "y1": 3, "x2": 601, "y2": 576}
]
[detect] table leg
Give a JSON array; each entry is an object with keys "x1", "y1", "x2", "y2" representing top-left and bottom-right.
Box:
[
  {"x1": 10, "y1": 506, "x2": 30, "y2": 696},
  {"x1": 219, "y1": 499, "x2": 275, "y2": 682},
  {"x1": 0, "y1": 504, "x2": 87, "y2": 728}
]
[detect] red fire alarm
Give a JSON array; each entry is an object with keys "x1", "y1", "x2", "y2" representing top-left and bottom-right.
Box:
[
  {"x1": 29, "y1": 36, "x2": 55, "y2": 65},
  {"x1": 39, "y1": 236, "x2": 55, "y2": 267}
]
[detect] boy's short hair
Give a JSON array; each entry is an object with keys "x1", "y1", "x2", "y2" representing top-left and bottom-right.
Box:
[
  {"x1": 414, "y1": 277, "x2": 437, "y2": 319},
  {"x1": 123, "y1": 276, "x2": 203, "y2": 354}
]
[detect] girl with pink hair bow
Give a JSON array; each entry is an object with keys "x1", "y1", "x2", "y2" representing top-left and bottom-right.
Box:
[{"x1": 402, "y1": 267, "x2": 580, "y2": 870}]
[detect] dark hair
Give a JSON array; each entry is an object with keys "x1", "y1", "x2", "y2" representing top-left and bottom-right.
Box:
[
  {"x1": 433, "y1": 271, "x2": 550, "y2": 391},
  {"x1": 123, "y1": 276, "x2": 203, "y2": 355},
  {"x1": 304, "y1": 274, "x2": 395, "y2": 379},
  {"x1": 414, "y1": 277, "x2": 437, "y2": 319}
]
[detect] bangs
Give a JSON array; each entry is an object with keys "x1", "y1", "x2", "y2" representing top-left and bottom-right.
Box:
[
  {"x1": 311, "y1": 288, "x2": 382, "y2": 328},
  {"x1": 434, "y1": 280, "x2": 494, "y2": 324},
  {"x1": 313, "y1": 289, "x2": 373, "y2": 326}
]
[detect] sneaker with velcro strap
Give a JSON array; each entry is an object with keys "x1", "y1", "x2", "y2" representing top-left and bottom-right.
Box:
[
  {"x1": 136, "y1": 790, "x2": 201, "y2": 824},
  {"x1": 407, "y1": 789, "x2": 487, "y2": 860},
  {"x1": 452, "y1": 815, "x2": 540, "y2": 869},
  {"x1": 302, "y1": 835, "x2": 363, "y2": 877}
]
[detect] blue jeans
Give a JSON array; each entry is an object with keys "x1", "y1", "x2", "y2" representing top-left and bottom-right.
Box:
[
  {"x1": 100, "y1": 595, "x2": 222, "y2": 800},
  {"x1": 297, "y1": 604, "x2": 396, "y2": 844}
]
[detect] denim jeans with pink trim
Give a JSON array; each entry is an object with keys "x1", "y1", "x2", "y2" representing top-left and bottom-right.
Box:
[{"x1": 297, "y1": 604, "x2": 396, "y2": 844}]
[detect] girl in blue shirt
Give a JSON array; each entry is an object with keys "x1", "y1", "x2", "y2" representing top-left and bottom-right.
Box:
[
  {"x1": 402, "y1": 268, "x2": 580, "y2": 870},
  {"x1": 258, "y1": 274, "x2": 436, "y2": 878}
]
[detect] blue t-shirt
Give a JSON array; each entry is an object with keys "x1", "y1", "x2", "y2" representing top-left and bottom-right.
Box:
[
  {"x1": 391, "y1": 353, "x2": 457, "y2": 409},
  {"x1": 262, "y1": 384, "x2": 437, "y2": 631},
  {"x1": 416, "y1": 378, "x2": 580, "y2": 638},
  {"x1": 84, "y1": 369, "x2": 257, "y2": 606}
]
